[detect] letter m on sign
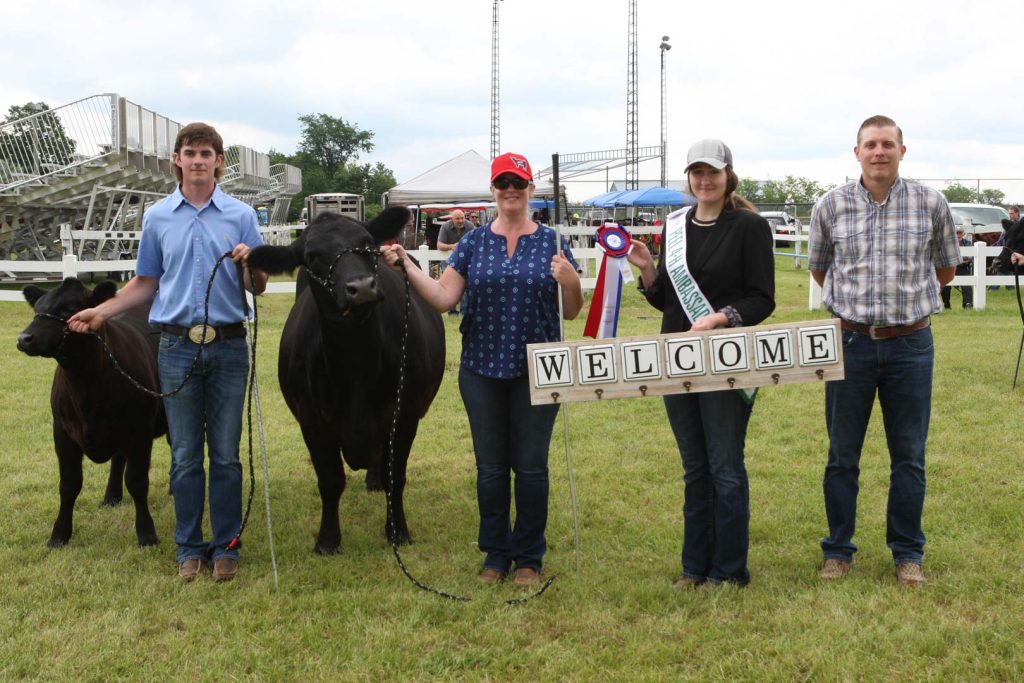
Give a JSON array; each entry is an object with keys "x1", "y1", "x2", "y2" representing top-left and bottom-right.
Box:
[{"x1": 533, "y1": 348, "x2": 573, "y2": 388}]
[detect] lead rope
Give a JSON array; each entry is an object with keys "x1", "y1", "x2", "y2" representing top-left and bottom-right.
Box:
[
  {"x1": 1012, "y1": 263, "x2": 1023, "y2": 390},
  {"x1": 227, "y1": 262, "x2": 279, "y2": 591},
  {"x1": 379, "y1": 254, "x2": 554, "y2": 604}
]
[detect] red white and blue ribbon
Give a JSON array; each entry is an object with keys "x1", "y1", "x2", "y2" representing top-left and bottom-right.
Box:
[{"x1": 584, "y1": 223, "x2": 634, "y2": 339}]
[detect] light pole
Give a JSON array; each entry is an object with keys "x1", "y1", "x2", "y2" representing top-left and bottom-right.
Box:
[{"x1": 659, "y1": 36, "x2": 671, "y2": 187}]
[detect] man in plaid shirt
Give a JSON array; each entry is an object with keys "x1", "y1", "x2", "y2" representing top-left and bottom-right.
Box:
[{"x1": 808, "y1": 115, "x2": 961, "y2": 587}]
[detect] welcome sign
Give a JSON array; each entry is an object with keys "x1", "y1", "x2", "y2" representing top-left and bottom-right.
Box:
[{"x1": 527, "y1": 319, "x2": 844, "y2": 405}]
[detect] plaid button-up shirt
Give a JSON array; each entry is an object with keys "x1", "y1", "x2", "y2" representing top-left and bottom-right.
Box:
[{"x1": 808, "y1": 177, "x2": 961, "y2": 326}]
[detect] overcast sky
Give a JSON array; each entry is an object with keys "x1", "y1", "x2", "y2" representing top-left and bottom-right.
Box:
[{"x1": 4, "y1": 0, "x2": 1023, "y2": 200}]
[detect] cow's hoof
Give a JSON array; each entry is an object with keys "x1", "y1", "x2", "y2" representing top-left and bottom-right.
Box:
[
  {"x1": 137, "y1": 533, "x2": 159, "y2": 547},
  {"x1": 47, "y1": 536, "x2": 69, "y2": 548},
  {"x1": 101, "y1": 496, "x2": 123, "y2": 507},
  {"x1": 313, "y1": 542, "x2": 341, "y2": 555}
]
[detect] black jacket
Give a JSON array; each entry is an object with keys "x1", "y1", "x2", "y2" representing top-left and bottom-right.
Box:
[{"x1": 640, "y1": 208, "x2": 776, "y2": 333}]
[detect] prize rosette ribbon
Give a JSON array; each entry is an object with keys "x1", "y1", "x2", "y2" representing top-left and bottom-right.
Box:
[{"x1": 583, "y1": 223, "x2": 635, "y2": 339}]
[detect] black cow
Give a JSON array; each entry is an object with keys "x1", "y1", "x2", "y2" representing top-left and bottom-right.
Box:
[
  {"x1": 17, "y1": 278, "x2": 167, "y2": 547},
  {"x1": 248, "y1": 208, "x2": 444, "y2": 554}
]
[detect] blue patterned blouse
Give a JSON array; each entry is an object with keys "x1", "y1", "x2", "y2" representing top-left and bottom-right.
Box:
[{"x1": 448, "y1": 222, "x2": 578, "y2": 379}]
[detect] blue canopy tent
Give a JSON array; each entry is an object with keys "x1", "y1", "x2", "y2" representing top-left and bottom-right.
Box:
[
  {"x1": 613, "y1": 187, "x2": 695, "y2": 207},
  {"x1": 580, "y1": 190, "x2": 630, "y2": 208}
]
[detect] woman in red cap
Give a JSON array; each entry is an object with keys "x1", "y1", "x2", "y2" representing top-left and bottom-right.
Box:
[
  {"x1": 627, "y1": 139, "x2": 775, "y2": 587},
  {"x1": 382, "y1": 152, "x2": 582, "y2": 587}
]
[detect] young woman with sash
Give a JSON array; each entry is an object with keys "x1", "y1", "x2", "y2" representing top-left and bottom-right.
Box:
[{"x1": 627, "y1": 139, "x2": 775, "y2": 586}]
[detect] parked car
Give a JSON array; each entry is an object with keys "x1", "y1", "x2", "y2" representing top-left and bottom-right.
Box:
[
  {"x1": 948, "y1": 203, "x2": 1010, "y2": 245},
  {"x1": 761, "y1": 211, "x2": 801, "y2": 248}
]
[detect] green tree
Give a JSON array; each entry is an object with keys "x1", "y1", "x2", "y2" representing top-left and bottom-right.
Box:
[
  {"x1": 0, "y1": 101, "x2": 77, "y2": 173},
  {"x1": 296, "y1": 113, "x2": 374, "y2": 176},
  {"x1": 274, "y1": 113, "x2": 396, "y2": 220},
  {"x1": 736, "y1": 178, "x2": 764, "y2": 203},
  {"x1": 979, "y1": 188, "x2": 1005, "y2": 205},
  {"x1": 942, "y1": 182, "x2": 978, "y2": 203}
]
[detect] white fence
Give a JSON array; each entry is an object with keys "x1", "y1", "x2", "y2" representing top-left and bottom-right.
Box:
[
  {"x1": 3, "y1": 227, "x2": 1017, "y2": 310},
  {"x1": 808, "y1": 243, "x2": 1017, "y2": 310}
]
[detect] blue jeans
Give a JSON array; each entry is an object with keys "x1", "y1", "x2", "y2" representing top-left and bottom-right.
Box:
[
  {"x1": 458, "y1": 368, "x2": 560, "y2": 573},
  {"x1": 664, "y1": 390, "x2": 752, "y2": 585},
  {"x1": 159, "y1": 333, "x2": 248, "y2": 564},
  {"x1": 821, "y1": 327, "x2": 933, "y2": 565}
]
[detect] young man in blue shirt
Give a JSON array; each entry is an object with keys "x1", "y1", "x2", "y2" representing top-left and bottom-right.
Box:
[{"x1": 70, "y1": 122, "x2": 268, "y2": 582}]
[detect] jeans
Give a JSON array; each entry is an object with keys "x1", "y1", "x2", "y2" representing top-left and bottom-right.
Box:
[
  {"x1": 821, "y1": 327, "x2": 933, "y2": 565},
  {"x1": 664, "y1": 390, "x2": 752, "y2": 585},
  {"x1": 458, "y1": 368, "x2": 560, "y2": 573},
  {"x1": 159, "y1": 333, "x2": 249, "y2": 564}
]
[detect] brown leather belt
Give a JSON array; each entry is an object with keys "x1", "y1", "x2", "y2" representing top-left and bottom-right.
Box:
[
  {"x1": 839, "y1": 317, "x2": 930, "y2": 340},
  {"x1": 157, "y1": 323, "x2": 246, "y2": 344}
]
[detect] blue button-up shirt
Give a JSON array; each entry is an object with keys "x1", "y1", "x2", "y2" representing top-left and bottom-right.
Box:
[
  {"x1": 136, "y1": 185, "x2": 263, "y2": 326},
  {"x1": 449, "y1": 222, "x2": 578, "y2": 379},
  {"x1": 808, "y1": 177, "x2": 961, "y2": 326}
]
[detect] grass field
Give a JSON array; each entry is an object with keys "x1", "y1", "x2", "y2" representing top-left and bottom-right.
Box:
[{"x1": 1, "y1": 260, "x2": 1022, "y2": 681}]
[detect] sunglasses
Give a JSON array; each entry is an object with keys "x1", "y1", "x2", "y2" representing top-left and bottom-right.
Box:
[{"x1": 493, "y1": 176, "x2": 530, "y2": 190}]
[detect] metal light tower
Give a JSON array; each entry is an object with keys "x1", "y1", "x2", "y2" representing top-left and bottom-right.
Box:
[
  {"x1": 625, "y1": 0, "x2": 638, "y2": 190},
  {"x1": 659, "y1": 36, "x2": 671, "y2": 187},
  {"x1": 490, "y1": 0, "x2": 503, "y2": 160}
]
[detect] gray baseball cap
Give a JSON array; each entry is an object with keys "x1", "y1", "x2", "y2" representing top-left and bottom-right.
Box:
[{"x1": 685, "y1": 138, "x2": 733, "y2": 171}]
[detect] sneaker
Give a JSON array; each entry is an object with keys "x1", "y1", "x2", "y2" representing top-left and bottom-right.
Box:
[
  {"x1": 478, "y1": 568, "x2": 507, "y2": 584},
  {"x1": 513, "y1": 567, "x2": 541, "y2": 586},
  {"x1": 895, "y1": 562, "x2": 926, "y2": 587},
  {"x1": 212, "y1": 557, "x2": 239, "y2": 582},
  {"x1": 178, "y1": 558, "x2": 205, "y2": 581},
  {"x1": 820, "y1": 558, "x2": 852, "y2": 581}
]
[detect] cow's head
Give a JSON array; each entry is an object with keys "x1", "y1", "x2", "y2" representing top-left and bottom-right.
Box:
[
  {"x1": 249, "y1": 207, "x2": 410, "y2": 325},
  {"x1": 17, "y1": 278, "x2": 117, "y2": 357}
]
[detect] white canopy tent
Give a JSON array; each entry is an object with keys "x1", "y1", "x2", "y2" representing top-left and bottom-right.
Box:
[{"x1": 384, "y1": 150, "x2": 556, "y2": 205}]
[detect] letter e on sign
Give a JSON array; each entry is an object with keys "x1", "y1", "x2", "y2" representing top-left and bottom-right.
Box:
[
  {"x1": 754, "y1": 330, "x2": 793, "y2": 370},
  {"x1": 798, "y1": 325, "x2": 838, "y2": 365},
  {"x1": 533, "y1": 348, "x2": 573, "y2": 387},
  {"x1": 709, "y1": 333, "x2": 750, "y2": 374},
  {"x1": 577, "y1": 344, "x2": 617, "y2": 384},
  {"x1": 622, "y1": 341, "x2": 661, "y2": 380}
]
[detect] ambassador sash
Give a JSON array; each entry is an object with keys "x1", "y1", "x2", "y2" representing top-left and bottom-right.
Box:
[{"x1": 664, "y1": 206, "x2": 756, "y2": 404}]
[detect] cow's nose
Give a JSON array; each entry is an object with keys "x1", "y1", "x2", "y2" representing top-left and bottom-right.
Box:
[
  {"x1": 344, "y1": 275, "x2": 378, "y2": 306},
  {"x1": 16, "y1": 332, "x2": 32, "y2": 351}
]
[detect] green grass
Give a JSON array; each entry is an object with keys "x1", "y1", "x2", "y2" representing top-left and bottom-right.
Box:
[{"x1": 1, "y1": 261, "x2": 1022, "y2": 681}]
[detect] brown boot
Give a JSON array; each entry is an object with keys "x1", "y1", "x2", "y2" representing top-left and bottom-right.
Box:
[
  {"x1": 819, "y1": 558, "x2": 852, "y2": 581},
  {"x1": 178, "y1": 559, "x2": 205, "y2": 581},
  {"x1": 212, "y1": 558, "x2": 239, "y2": 582},
  {"x1": 895, "y1": 562, "x2": 926, "y2": 587}
]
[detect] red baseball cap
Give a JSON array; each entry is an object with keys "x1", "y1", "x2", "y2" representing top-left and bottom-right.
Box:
[{"x1": 490, "y1": 152, "x2": 533, "y2": 182}]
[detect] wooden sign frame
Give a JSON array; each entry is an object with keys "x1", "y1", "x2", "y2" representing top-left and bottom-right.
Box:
[{"x1": 527, "y1": 319, "x2": 844, "y2": 405}]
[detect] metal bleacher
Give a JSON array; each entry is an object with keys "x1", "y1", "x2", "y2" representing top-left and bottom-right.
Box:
[{"x1": 0, "y1": 93, "x2": 301, "y2": 276}]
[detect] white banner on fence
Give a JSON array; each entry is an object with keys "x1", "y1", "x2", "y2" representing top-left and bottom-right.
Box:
[{"x1": 527, "y1": 319, "x2": 844, "y2": 405}]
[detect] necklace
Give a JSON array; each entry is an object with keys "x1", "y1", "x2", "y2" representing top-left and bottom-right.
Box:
[{"x1": 691, "y1": 214, "x2": 719, "y2": 228}]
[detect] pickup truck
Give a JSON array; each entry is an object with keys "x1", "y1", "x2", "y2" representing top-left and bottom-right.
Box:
[{"x1": 761, "y1": 211, "x2": 801, "y2": 247}]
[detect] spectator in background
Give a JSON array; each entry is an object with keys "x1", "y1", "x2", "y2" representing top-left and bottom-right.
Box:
[
  {"x1": 437, "y1": 209, "x2": 474, "y2": 315},
  {"x1": 941, "y1": 226, "x2": 973, "y2": 309},
  {"x1": 437, "y1": 210, "x2": 472, "y2": 251}
]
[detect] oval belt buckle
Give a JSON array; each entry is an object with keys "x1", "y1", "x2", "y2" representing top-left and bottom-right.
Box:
[{"x1": 188, "y1": 324, "x2": 216, "y2": 344}]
